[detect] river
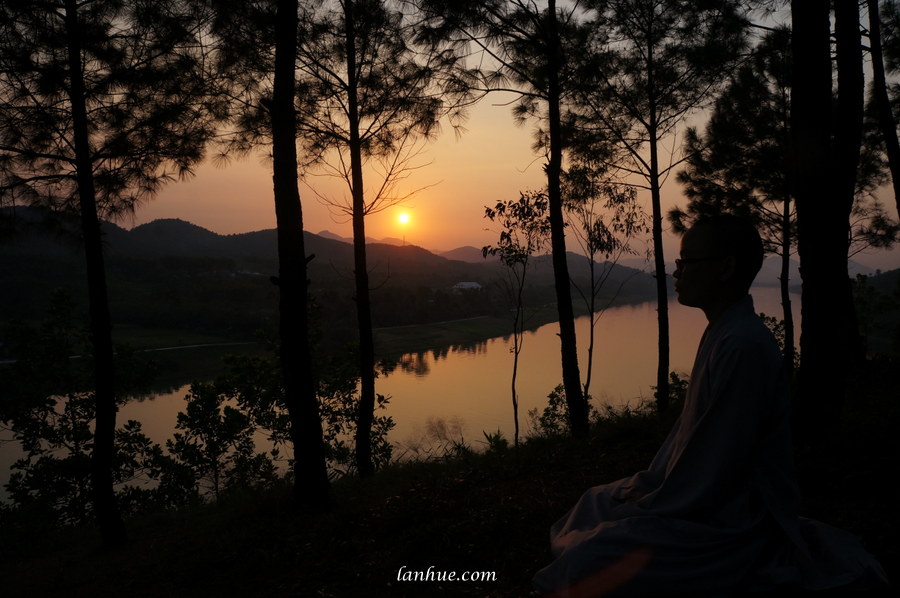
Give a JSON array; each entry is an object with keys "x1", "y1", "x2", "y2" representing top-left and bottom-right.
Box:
[{"x1": 0, "y1": 287, "x2": 797, "y2": 494}]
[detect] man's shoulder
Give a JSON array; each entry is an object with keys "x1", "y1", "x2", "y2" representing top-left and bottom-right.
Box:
[{"x1": 712, "y1": 309, "x2": 782, "y2": 359}]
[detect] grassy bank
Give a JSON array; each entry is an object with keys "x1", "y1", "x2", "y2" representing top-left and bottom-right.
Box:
[{"x1": 3, "y1": 357, "x2": 896, "y2": 598}]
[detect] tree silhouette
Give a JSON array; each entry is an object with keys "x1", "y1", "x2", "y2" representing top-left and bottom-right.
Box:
[
  {"x1": 291, "y1": 0, "x2": 470, "y2": 475},
  {"x1": 483, "y1": 191, "x2": 551, "y2": 447},
  {"x1": 563, "y1": 164, "x2": 645, "y2": 399},
  {"x1": 572, "y1": 0, "x2": 748, "y2": 410},
  {"x1": 790, "y1": 0, "x2": 865, "y2": 442},
  {"x1": 868, "y1": 0, "x2": 900, "y2": 217},
  {"x1": 0, "y1": 0, "x2": 224, "y2": 544},
  {"x1": 415, "y1": 0, "x2": 598, "y2": 436},
  {"x1": 202, "y1": 0, "x2": 332, "y2": 503},
  {"x1": 673, "y1": 25, "x2": 897, "y2": 377},
  {"x1": 672, "y1": 28, "x2": 798, "y2": 374},
  {"x1": 270, "y1": 0, "x2": 332, "y2": 502}
]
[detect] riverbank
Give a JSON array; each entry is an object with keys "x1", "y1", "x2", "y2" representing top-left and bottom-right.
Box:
[
  {"x1": 106, "y1": 303, "x2": 596, "y2": 379},
  {"x1": 3, "y1": 356, "x2": 896, "y2": 598},
  {"x1": 374, "y1": 305, "x2": 566, "y2": 358}
]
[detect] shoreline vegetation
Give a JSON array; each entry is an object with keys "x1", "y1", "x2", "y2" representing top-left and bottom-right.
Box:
[
  {"x1": 112, "y1": 302, "x2": 623, "y2": 364},
  {"x1": 95, "y1": 306, "x2": 579, "y2": 393},
  {"x1": 2, "y1": 356, "x2": 896, "y2": 597},
  {"x1": 374, "y1": 304, "x2": 576, "y2": 359}
]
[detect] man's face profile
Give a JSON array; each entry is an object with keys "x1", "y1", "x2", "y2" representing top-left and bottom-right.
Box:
[{"x1": 673, "y1": 226, "x2": 724, "y2": 309}]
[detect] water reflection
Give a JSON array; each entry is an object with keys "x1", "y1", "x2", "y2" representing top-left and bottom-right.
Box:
[
  {"x1": 381, "y1": 338, "x2": 491, "y2": 378},
  {"x1": 379, "y1": 288, "x2": 799, "y2": 451},
  {"x1": 1, "y1": 288, "x2": 798, "y2": 495}
]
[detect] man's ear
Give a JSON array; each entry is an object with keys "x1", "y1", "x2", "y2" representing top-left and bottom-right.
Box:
[{"x1": 718, "y1": 255, "x2": 737, "y2": 282}]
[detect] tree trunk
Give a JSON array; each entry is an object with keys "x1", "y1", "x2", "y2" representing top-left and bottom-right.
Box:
[
  {"x1": 834, "y1": 0, "x2": 866, "y2": 365},
  {"x1": 344, "y1": 0, "x2": 377, "y2": 477},
  {"x1": 790, "y1": 0, "x2": 842, "y2": 445},
  {"x1": 63, "y1": 0, "x2": 126, "y2": 546},
  {"x1": 646, "y1": 31, "x2": 670, "y2": 412},
  {"x1": 779, "y1": 194, "x2": 795, "y2": 378},
  {"x1": 583, "y1": 256, "x2": 597, "y2": 399},
  {"x1": 271, "y1": 0, "x2": 330, "y2": 505},
  {"x1": 868, "y1": 0, "x2": 900, "y2": 216},
  {"x1": 546, "y1": 0, "x2": 588, "y2": 437},
  {"x1": 778, "y1": 72, "x2": 796, "y2": 379}
]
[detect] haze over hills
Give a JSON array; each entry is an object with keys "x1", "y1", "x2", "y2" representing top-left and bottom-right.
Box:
[
  {"x1": 0, "y1": 208, "x2": 661, "y2": 342},
  {"x1": 2, "y1": 207, "x2": 883, "y2": 283}
]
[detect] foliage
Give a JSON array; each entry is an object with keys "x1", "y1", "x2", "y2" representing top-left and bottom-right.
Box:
[
  {"x1": 202, "y1": 352, "x2": 395, "y2": 479},
  {"x1": 0, "y1": 0, "x2": 228, "y2": 541},
  {"x1": 483, "y1": 191, "x2": 551, "y2": 269},
  {"x1": 562, "y1": 165, "x2": 645, "y2": 263},
  {"x1": 671, "y1": 27, "x2": 898, "y2": 257},
  {"x1": 571, "y1": 0, "x2": 748, "y2": 173},
  {"x1": 570, "y1": 0, "x2": 748, "y2": 410},
  {"x1": 483, "y1": 190, "x2": 551, "y2": 446},
  {"x1": 414, "y1": 0, "x2": 594, "y2": 144},
  {"x1": 481, "y1": 429, "x2": 509, "y2": 453},
  {"x1": 0, "y1": 291, "x2": 394, "y2": 528},
  {"x1": 562, "y1": 163, "x2": 647, "y2": 397},
  {"x1": 759, "y1": 312, "x2": 801, "y2": 370},
  {"x1": 527, "y1": 384, "x2": 600, "y2": 438},
  {"x1": 393, "y1": 416, "x2": 471, "y2": 462},
  {"x1": 671, "y1": 29, "x2": 794, "y2": 245},
  {"x1": 213, "y1": 0, "x2": 471, "y2": 216},
  {"x1": 0, "y1": 292, "x2": 173, "y2": 525},
  {"x1": 0, "y1": 0, "x2": 226, "y2": 217},
  {"x1": 166, "y1": 380, "x2": 279, "y2": 501},
  {"x1": 852, "y1": 273, "x2": 900, "y2": 354},
  {"x1": 416, "y1": 0, "x2": 598, "y2": 436},
  {"x1": 648, "y1": 371, "x2": 689, "y2": 408}
]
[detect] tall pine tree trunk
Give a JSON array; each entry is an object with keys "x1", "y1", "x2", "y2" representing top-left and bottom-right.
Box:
[
  {"x1": 63, "y1": 0, "x2": 126, "y2": 546},
  {"x1": 344, "y1": 0, "x2": 377, "y2": 476},
  {"x1": 546, "y1": 0, "x2": 588, "y2": 437},
  {"x1": 792, "y1": 0, "x2": 833, "y2": 445},
  {"x1": 271, "y1": 0, "x2": 330, "y2": 505},
  {"x1": 646, "y1": 36, "x2": 670, "y2": 412},
  {"x1": 833, "y1": 0, "x2": 866, "y2": 365},
  {"x1": 791, "y1": 0, "x2": 864, "y2": 445},
  {"x1": 868, "y1": 0, "x2": 900, "y2": 216}
]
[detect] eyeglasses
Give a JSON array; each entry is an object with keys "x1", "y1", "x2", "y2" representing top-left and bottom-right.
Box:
[{"x1": 674, "y1": 257, "x2": 720, "y2": 269}]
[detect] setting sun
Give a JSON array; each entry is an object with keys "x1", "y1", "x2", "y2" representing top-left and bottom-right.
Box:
[{"x1": 397, "y1": 212, "x2": 410, "y2": 225}]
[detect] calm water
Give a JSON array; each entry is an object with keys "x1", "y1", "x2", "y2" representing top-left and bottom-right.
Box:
[
  {"x1": 381, "y1": 287, "x2": 795, "y2": 452},
  {"x1": 0, "y1": 288, "x2": 796, "y2": 493}
]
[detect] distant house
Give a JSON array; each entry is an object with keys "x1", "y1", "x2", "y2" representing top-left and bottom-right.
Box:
[{"x1": 452, "y1": 281, "x2": 482, "y2": 293}]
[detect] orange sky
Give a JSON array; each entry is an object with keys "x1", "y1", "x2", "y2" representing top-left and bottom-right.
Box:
[
  {"x1": 127, "y1": 94, "x2": 899, "y2": 271},
  {"x1": 129, "y1": 94, "x2": 552, "y2": 250}
]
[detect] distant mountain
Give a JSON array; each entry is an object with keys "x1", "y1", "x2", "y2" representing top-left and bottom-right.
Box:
[
  {"x1": 0, "y1": 208, "x2": 659, "y2": 331},
  {"x1": 0, "y1": 208, "x2": 493, "y2": 284},
  {"x1": 438, "y1": 245, "x2": 493, "y2": 263},
  {"x1": 315, "y1": 230, "x2": 345, "y2": 242},
  {"x1": 315, "y1": 229, "x2": 405, "y2": 247}
]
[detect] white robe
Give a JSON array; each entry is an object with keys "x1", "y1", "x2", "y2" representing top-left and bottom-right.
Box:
[{"x1": 532, "y1": 295, "x2": 886, "y2": 597}]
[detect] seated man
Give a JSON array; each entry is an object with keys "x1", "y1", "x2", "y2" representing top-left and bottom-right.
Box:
[{"x1": 532, "y1": 216, "x2": 886, "y2": 597}]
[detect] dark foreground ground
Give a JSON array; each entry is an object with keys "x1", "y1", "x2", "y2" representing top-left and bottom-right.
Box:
[{"x1": 2, "y1": 358, "x2": 897, "y2": 598}]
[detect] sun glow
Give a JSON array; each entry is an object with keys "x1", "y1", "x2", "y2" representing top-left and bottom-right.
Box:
[{"x1": 397, "y1": 212, "x2": 411, "y2": 225}]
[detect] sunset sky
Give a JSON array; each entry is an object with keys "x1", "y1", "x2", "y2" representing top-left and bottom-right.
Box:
[{"x1": 128, "y1": 93, "x2": 900, "y2": 272}]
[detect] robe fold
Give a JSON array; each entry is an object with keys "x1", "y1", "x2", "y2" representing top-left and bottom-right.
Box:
[{"x1": 532, "y1": 295, "x2": 887, "y2": 597}]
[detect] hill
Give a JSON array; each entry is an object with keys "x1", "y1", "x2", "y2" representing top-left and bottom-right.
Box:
[{"x1": 0, "y1": 207, "x2": 656, "y2": 346}]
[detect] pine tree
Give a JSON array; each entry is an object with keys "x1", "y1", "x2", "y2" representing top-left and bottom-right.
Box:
[{"x1": 0, "y1": 0, "x2": 225, "y2": 543}]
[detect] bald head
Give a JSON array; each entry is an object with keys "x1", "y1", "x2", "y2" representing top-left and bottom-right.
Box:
[{"x1": 684, "y1": 215, "x2": 764, "y2": 293}]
